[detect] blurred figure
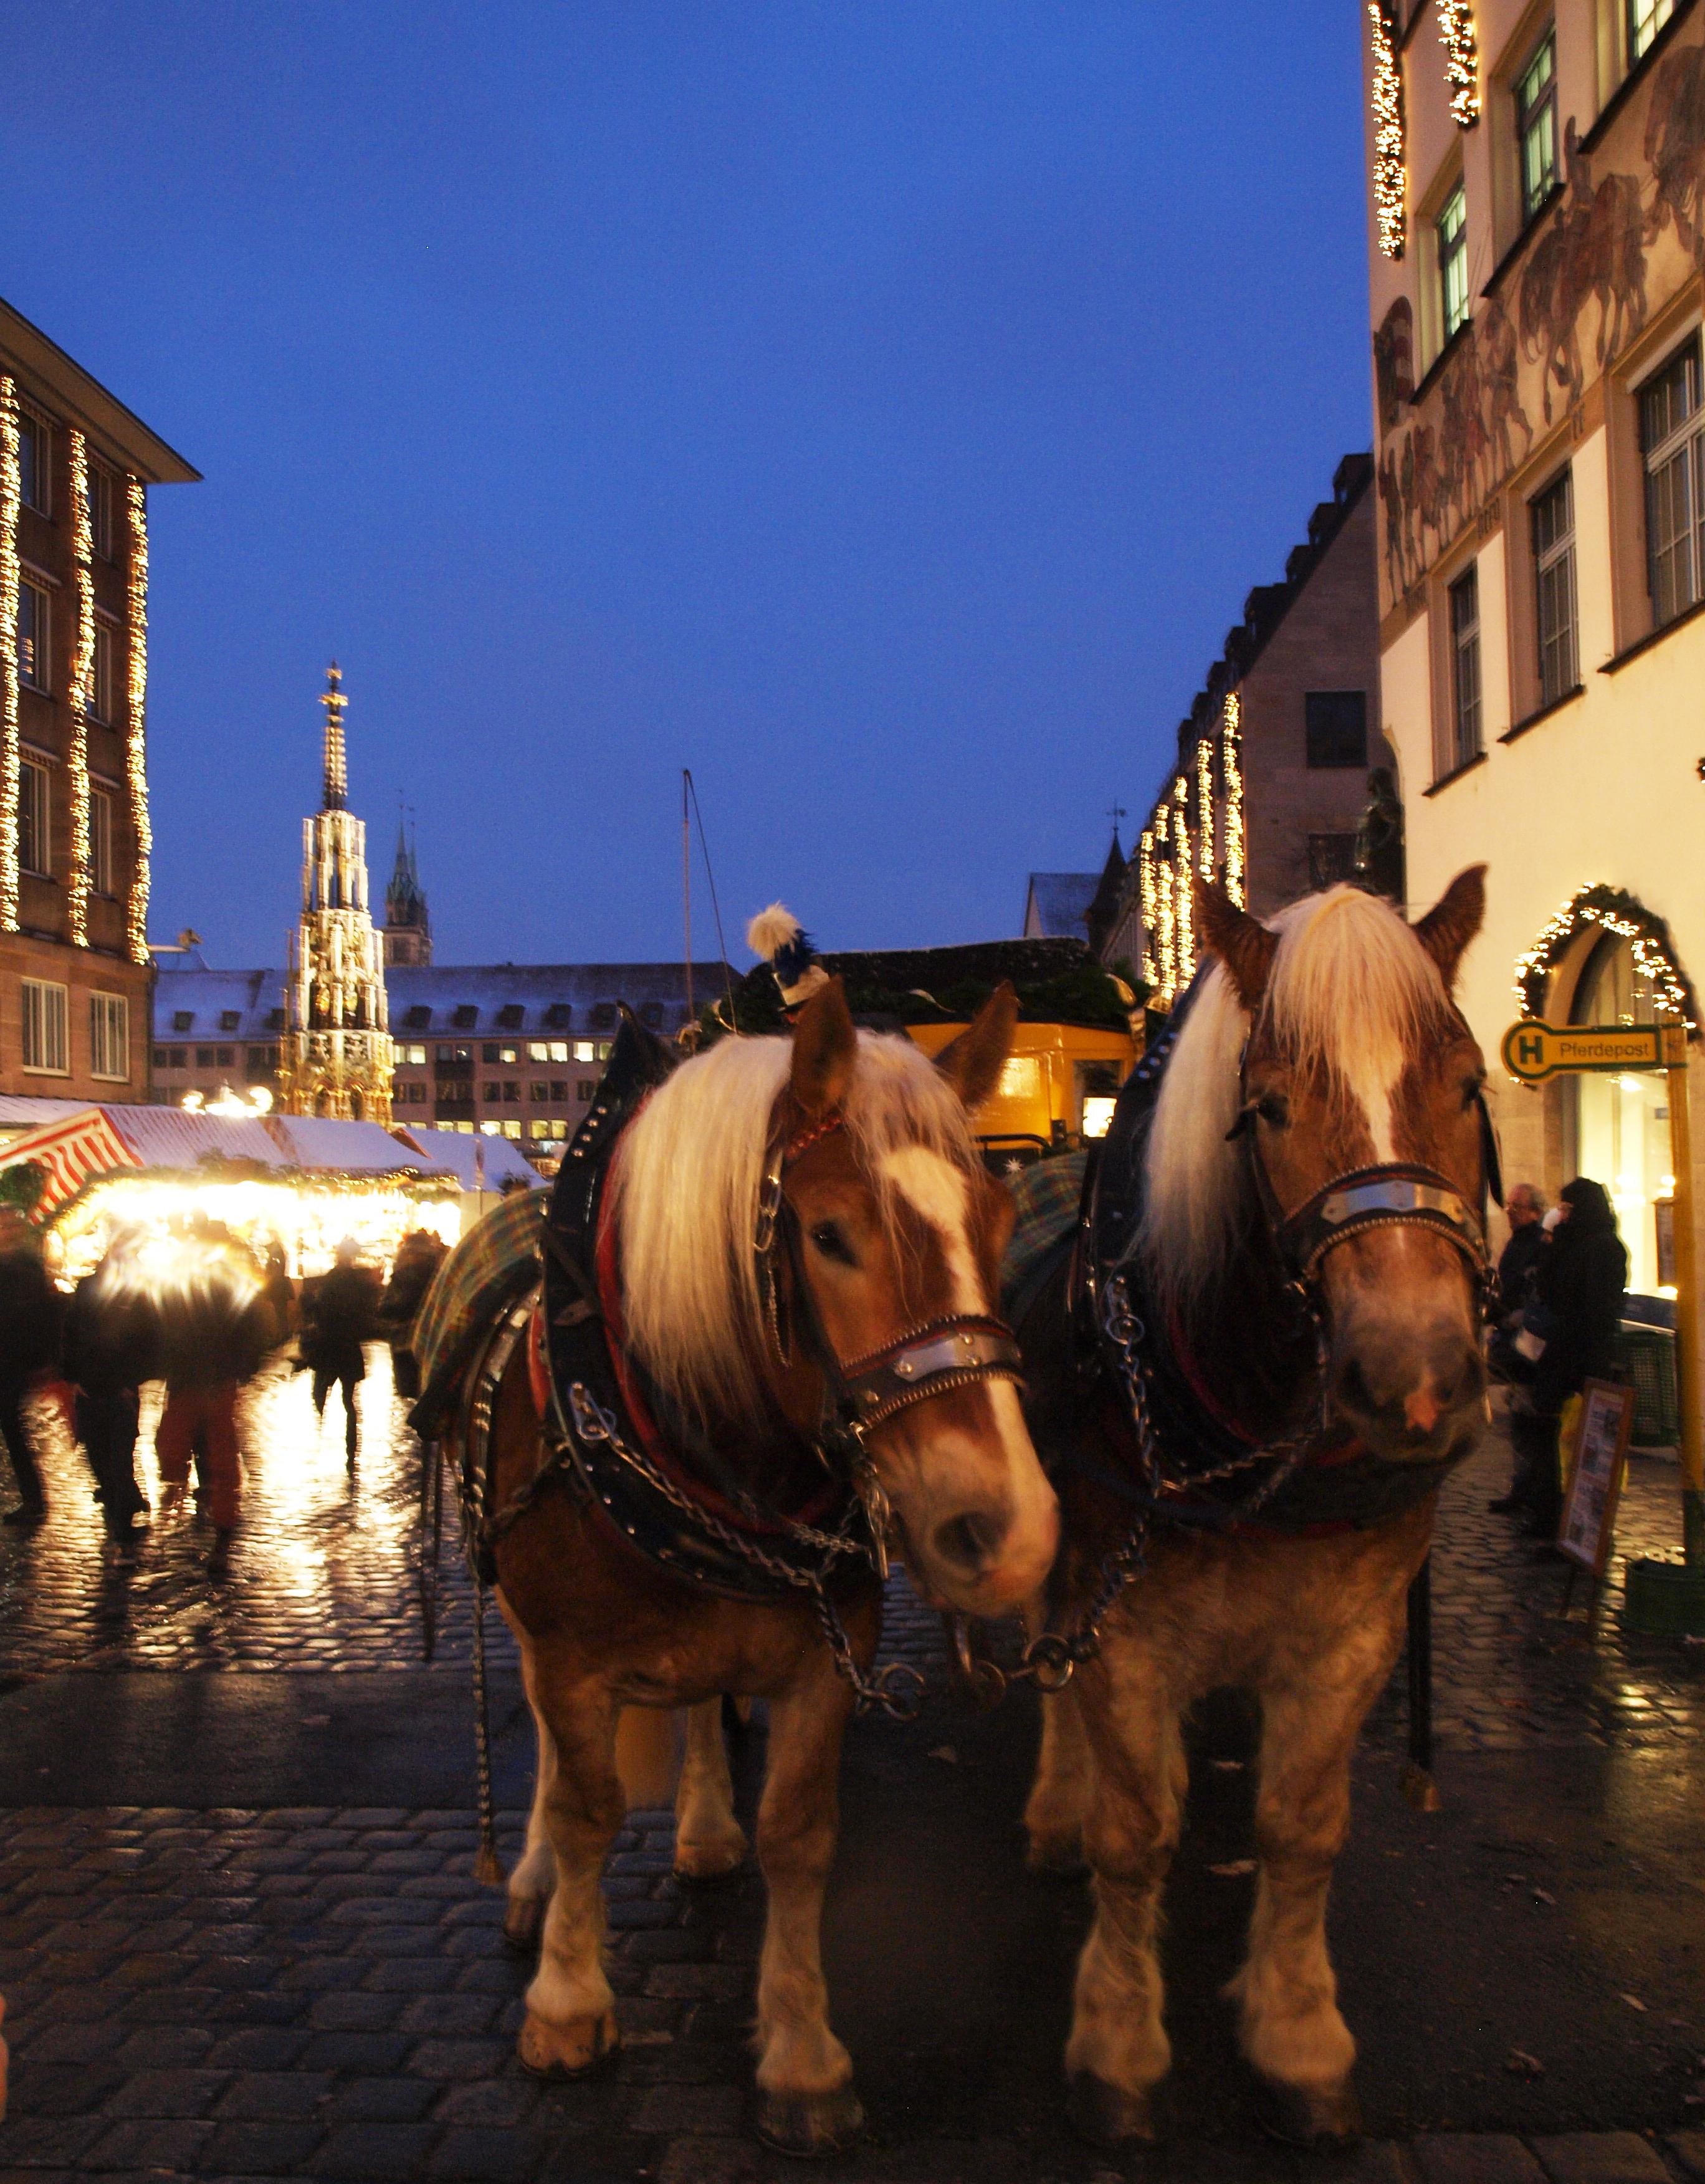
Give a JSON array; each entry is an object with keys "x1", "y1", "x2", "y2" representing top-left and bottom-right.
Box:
[
  {"x1": 302, "y1": 1238, "x2": 380, "y2": 1469},
  {"x1": 380, "y1": 1228, "x2": 447, "y2": 1402},
  {"x1": 63, "y1": 1236, "x2": 158, "y2": 1553},
  {"x1": 260, "y1": 1238, "x2": 295, "y2": 1349},
  {"x1": 154, "y1": 1228, "x2": 273, "y2": 1574},
  {"x1": 0, "y1": 1208, "x2": 64, "y2": 1526},
  {"x1": 1486, "y1": 1182, "x2": 1549, "y2": 1398}
]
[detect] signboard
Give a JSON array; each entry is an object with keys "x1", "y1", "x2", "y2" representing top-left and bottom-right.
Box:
[
  {"x1": 1558, "y1": 1378, "x2": 1635, "y2": 1578},
  {"x1": 1501, "y1": 1020, "x2": 1688, "y2": 1083}
]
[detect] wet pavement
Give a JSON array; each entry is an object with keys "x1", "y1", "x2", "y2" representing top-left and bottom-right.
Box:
[{"x1": 4, "y1": 1363, "x2": 1705, "y2": 2180}]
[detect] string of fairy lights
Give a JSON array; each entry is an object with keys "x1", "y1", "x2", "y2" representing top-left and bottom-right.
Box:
[
  {"x1": 1514, "y1": 886, "x2": 1698, "y2": 1030},
  {"x1": 125, "y1": 476, "x2": 151, "y2": 963},
  {"x1": 1368, "y1": 1, "x2": 1481, "y2": 259},
  {"x1": 1138, "y1": 825, "x2": 1158, "y2": 993},
  {"x1": 1195, "y1": 733, "x2": 1215, "y2": 883},
  {"x1": 1130, "y1": 694, "x2": 1250, "y2": 1012},
  {"x1": 1437, "y1": 0, "x2": 1481, "y2": 126},
  {"x1": 1170, "y1": 780, "x2": 1193, "y2": 991},
  {"x1": 1221, "y1": 692, "x2": 1246, "y2": 908},
  {"x1": 67, "y1": 431, "x2": 95, "y2": 949},
  {"x1": 0, "y1": 378, "x2": 20, "y2": 934}
]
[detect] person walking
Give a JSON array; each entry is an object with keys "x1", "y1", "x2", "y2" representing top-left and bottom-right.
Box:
[
  {"x1": 303, "y1": 1239, "x2": 379, "y2": 1469},
  {"x1": 63, "y1": 1239, "x2": 158, "y2": 1553},
  {"x1": 1503, "y1": 1177, "x2": 1628, "y2": 1538},
  {"x1": 155, "y1": 1229, "x2": 272, "y2": 1575},
  {"x1": 0, "y1": 1209, "x2": 65, "y2": 1526},
  {"x1": 379, "y1": 1228, "x2": 446, "y2": 1402}
]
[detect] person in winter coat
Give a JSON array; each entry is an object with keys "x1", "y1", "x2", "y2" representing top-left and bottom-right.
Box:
[
  {"x1": 154, "y1": 1225, "x2": 274, "y2": 1574},
  {"x1": 0, "y1": 1210, "x2": 65, "y2": 1525},
  {"x1": 378, "y1": 1229, "x2": 447, "y2": 1402},
  {"x1": 62, "y1": 1237, "x2": 159, "y2": 1551},
  {"x1": 302, "y1": 1240, "x2": 380, "y2": 1468},
  {"x1": 1502, "y1": 1177, "x2": 1628, "y2": 1537}
]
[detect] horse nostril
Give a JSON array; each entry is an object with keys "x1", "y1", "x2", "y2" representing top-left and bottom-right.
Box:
[
  {"x1": 933, "y1": 1508, "x2": 1011, "y2": 1573},
  {"x1": 1334, "y1": 1356, "x2": 1377, "y2": 1420}
]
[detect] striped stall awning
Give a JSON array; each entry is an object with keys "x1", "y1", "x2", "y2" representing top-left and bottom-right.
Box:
[{"x1": 0, "y1": 1108, "x2": 141, "y2": 1219}]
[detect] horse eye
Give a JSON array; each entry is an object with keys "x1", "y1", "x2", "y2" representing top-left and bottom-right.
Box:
[
  {"x1": 1461, "y1": 1075, "x2": 1486, "y2": 1111},
  {"x1": 808, "y1": 1221, "x2": 856, "y2": 1267},
  {"x1": 1256, "y1": 1093, "x2": 1290, "y2": 1128}
]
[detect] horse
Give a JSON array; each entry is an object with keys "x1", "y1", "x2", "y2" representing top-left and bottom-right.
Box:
[
  {"x1": 1013, "y1": 870, "x2": 1494, "y2": 2152},
  {"x1": 463, "y1": 978, "x2": 1058, "y2": 2153}
]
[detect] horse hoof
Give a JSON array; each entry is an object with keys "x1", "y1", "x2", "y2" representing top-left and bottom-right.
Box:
[
  {"x1": 1026, "y1": 1832, "x2": 1088, "y2": 1879},
  {"x1": 502, "y1": 1895, "x2": 547, "y2": 1955},
  {"x1": 1255, "y1": 2075, "x2": 1363, "y2": 2150},
  {"x1": 674, "y1": 1836, "x2": 747, "y2": 1884},
  {"x1": 517, "y1": 2008, "x2": 619, "y2": 2079},
  {"x1": 755, "y1": 2082, "x2": 866, "y2": 2157},
  {"x1": 1067, "y1": 2071, "x2": 1159, "y2": 2148}
]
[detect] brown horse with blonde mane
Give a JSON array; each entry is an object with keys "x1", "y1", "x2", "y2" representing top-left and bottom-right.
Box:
[
  {"x1": 466, "y1": 978, "x2": 1056, "y2": 2153},
  {"x1": 1016, "y1": 870, "x2": 1492, "y2": 2150}
]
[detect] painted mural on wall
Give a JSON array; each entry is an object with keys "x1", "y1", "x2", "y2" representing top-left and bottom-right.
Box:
[{"x1": 1376, "y1": 28, "x2": 1705, "y2": 615}]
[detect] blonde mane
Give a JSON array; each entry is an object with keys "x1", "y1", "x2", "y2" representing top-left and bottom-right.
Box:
[
  {"x1": 614, "y1": 1028, "x2": 978, "y2": 1428},
  {"x1": 1138, "y1": 885, "x2": 1454, "y2": 1309}
]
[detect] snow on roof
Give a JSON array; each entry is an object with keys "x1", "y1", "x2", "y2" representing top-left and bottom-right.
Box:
[
  {"x1": 1023, "y1": 873, "x2": 1099, "y2": 942},
  {"x1": 152, "y1": 966, "x2": 287, "y2": 1040},
  {"x1": 267, "y1": 1116, "x2": 453, "y2": 1176},
  {"x1": 391, "y1": 1127, "x2": 539, "y2": 1190}
]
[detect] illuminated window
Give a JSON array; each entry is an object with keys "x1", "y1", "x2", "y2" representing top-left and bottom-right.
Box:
[
  {"x1": 1531, "y1": 467, "x2": 1578, "y2": 705},
  {"x1": 21, "y1": 979, "x2": 69, "y2": 1074},
  {"x1": 1516, "y1": 31, "x2": 1558, "y2": 221},
  {"x1": 18, "y1": 411, "x2": 49, "y2": 514},
  {"x1": 90, "y1": 786, "x2": 113, "y2": 895},
  {"x1": 1436, "y1": 183, "x2": 1469, "y2": 342},
  {"x1": 17, "y1": 582, "x2": 49, "y2": 692},
  {"x1": 90, "y1": 992, "x2": 128, "y2": 1081},
  {"x1": 1640, "y1": 334, "x2": 1704, "y2": 630},
  {"x1": 19, "y1": 760, "x2": 49, "y2": 877},
  {"x1": 572, "y1": 1040, "x2": 596, "y2": 1062},
  {"x1": 527, "y1": 1042, "x2": 549, "y2": 1061},
  {"x1": 548, "y1": 1040, "x2": 568, "y2": 1063},
  {"x1": 1449, "y1": 564, "x2": 1481, "y2": 764},
  {"x1": 88, "y1": 462, "x2": 113, "y2": 559},
  {"x1": 89, "y1": 622, "x2": 115, "y2": 723},
  {"x1": 1628, "y1": 0, "x2": 1673, "y2": 60},
  {"x1": 404, "y1": 1043, "x2": 427, "y2": 1065}
]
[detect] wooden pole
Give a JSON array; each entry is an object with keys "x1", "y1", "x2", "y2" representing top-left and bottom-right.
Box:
[{"x1": 1664, "y1": 1025, "x2": 1703, "y2": 1564}]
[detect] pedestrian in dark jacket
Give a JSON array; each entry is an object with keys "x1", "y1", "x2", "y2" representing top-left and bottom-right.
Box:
[
  {"x1": 1506, "y1": 1177, "x2": 1628, "y2": 1537},
  {"x1": 154, "y1": 1226, "x2": 273, "y2": 1574},
  {"x1": 378, "y1": 1229, "x2": 446, "y2": 1401},
  {"x1": 302, "y1": 1240, "x2": 380, "y2": 1468},
  {"x1": 63, "y1": 1239, "x2": 158, "y2": 1549},
  {"x1": 0, "y1": 1212, "x2": 64, "y2": 1525}
]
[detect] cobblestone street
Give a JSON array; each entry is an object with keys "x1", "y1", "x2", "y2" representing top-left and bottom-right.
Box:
[{"x1": 4, "y1": 1367, "x2": 1705, "y2": 2180}]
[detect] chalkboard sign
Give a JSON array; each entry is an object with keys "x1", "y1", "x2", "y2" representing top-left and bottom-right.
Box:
[{"x1": 1558, "y1": 1379, "x2": 1635, "y2": 1578}]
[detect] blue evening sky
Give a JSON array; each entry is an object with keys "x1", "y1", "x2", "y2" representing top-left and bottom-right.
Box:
[{"x1": 6, "y1": 2, "x2": 1372, "y2": 969}]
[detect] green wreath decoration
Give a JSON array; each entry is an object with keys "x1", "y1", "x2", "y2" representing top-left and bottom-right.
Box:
[{"x1": 1514, "y1": 884, "x2": 1698, "y2": 1033}]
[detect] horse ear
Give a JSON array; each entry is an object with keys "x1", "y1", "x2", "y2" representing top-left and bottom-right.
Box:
[
  {"x1": 1413, "y1": 865, "x2": 1486, "y2": 991},
  {"x1": 935, "y1": 981, "x2": 1018, "y2": 1114},
  {"x1": 789, "y1": 976, "x2": 856, "y2": 1119},
  {"x1": 1195, "y1": 878, "x2": 1278, "y2": 1011}
]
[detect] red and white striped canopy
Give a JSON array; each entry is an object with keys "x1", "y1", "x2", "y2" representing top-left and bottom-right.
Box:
[{"x1": 0, "y1": 1108, "x2": 140, "y2": 1219}]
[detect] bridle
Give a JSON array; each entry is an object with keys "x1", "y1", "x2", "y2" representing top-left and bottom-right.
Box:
[{"x1": 755, "y1": 1106, "x2": 1025, "y2": 1578}]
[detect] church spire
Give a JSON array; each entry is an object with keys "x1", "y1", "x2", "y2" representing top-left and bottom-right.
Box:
[{"x1": 320, "y1": 661, "x2": 348, "y2": 812}]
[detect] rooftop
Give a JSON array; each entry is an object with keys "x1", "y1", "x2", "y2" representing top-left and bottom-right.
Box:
[{"x1": 1, "y1": 297, "x2": 200, "y2": 484}]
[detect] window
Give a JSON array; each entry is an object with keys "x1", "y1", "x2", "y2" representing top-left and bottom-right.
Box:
[
  {"x1": 591, "y1": 1003, "x2": 617, "y2": 1030},
  {"x1": 576, "y1": 1081, "x2": 594, "y2": 1103},
  {"x1": 406, "y1": 1082, "x2": 426, "y2": 1103},
  {"x1": 404, "y1": 1004, "x2": 431, "y2": 1029},
  {"x1": 245, "y1": 1045, "x2": 274, "y2": 1078},
  {"x1": 88, "y1": 464, "x2": 113, "y2": 559},
  {"x1": 483, "y1": 1081, "x2": 500, "y2": 1101},
  {"x1": 1304, "y1": 691, "x2": 1368, "y2": 769},
  {"x1": 90, "y1": 992, "x2": 128, "y2": 1081},
  {"x1": 437, "y1": 1043, "x2": 471, "y2": 1065},
  {"x1": 1640, "y1": 335, "x2": 1704, "y2": 630},
  {"x1": 545, "y1": 1003, "x2": 572, "y2": 1028},
  {"x1": 88, "y1": 622, "x2": 115, "y2": 722},
  {"x1": 527, "y1": 1040, "x2": 570, "y2": 1062},
  {"x1": 90, "y1": 786, "x2": 113, "y2": 895},
  {"x1": 1516, "y1": 31, "x2": 1559, "y2": 221},
  {"x1": 19, "y1": 760, "x2": 49, "y2": 876},
  {"x1": 572, "y1": 1040, "x2": 596, "y2": 1062},
  {"x1": 1449, "y1": 565, "x2": 1483, "y2": 765},
  {"x1": 171, "y1": 1010, "x2": 194, "y2": 1033},
  {"x1": 196, "y1": 1045, "x2": 216, "y2": 1066},
  {"x1": 453, "y1": 1005, "x2": 478, "y2": 1028},
  {"x1": 503, "y1": 1081, "x2": 520, "y2": 1103},
  {"x1": 152, "y1": 1048, "x2": 170, "y2": 1070},
  {"x1": 404, "y1": 1042, "x2": 427, "y2": 1065},
  {"x1": 551, "y1": 1079, "x2": 568, "y2": 1101},
  {"x1": 21, "y1": 979, "x2": 69, "y2": 1073},
  {"x1": 1436, "y1": 183, "x2": 1469, "y2": 343},
  {"x1": 17, "y1": 581, "x2": 49, "y2": 691},
  {"x1": 216, "y1": 1045, "x2": 234, "y2": 1068},
  {"x1": 497, "y1": 1004, "x2": 525, "y2": 1029},
  {"x1": 219, "y1": 1010, "x2": 241, "y2": 1032},
  {"x1": 529, "y1": 1081, "x2": 548, "y2": 1103},
  {"x1": 18, "y1": 413, "x2": 49, "y2": 514},
  {"x1": 482, "y1": 1042, "x2": 519, "y2": 1065},
  {"x1": 1629, "y1": 0, "x2": 1674, "y2": 62},
  {"x1": 1307, "y1": 835, "x2": 1360, "y2": 890},
  {"x1": 1532, "y1": 467, "x2": 1579, "y2": 704}
]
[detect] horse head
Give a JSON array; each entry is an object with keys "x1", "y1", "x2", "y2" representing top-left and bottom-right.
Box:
[
  {"x1": 613, "y1": 981, "x2": 1058, "y2": 1617},
  {"x1": 1194, "y1": 871, "x2": 1492, "y2": 1466}
]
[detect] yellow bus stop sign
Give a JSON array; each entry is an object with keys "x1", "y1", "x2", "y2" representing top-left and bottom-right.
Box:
[{"x1": 1500, "y1": 1018, "x2": 1688, "y2": 1081}]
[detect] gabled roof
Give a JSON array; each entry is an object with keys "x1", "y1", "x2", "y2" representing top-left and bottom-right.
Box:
[
  {"x1": 1024, "y1": 873, "x2": 1099, "y2": 941},
  {"x1": 1, "y1": 297, "x2": 200, "y2": 484}
]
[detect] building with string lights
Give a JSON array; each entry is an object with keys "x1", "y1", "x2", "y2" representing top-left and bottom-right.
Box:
[
  {"x1": 0, "y1": 299, "x2": 198, "y2": 1101},
  {"x1": 1099, "y1": 455, "x2": 1388, "y2": 1011},
  {"x1": 1359, "y1": 0, "x2": 1703, "y2": 1308}
]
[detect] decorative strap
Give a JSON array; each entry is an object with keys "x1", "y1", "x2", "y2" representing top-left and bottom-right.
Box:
[
  {"x1": 838, "y1": 1316, "x2": 1024, "y2": 1435},
  {"x1": 1274, "y1": 1161, "x2": 1488, "y2": 1283}
]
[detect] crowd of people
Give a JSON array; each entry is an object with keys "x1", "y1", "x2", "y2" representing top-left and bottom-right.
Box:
[{"x1": 0, "y1": 1217, "x2": 447, "y2": 1573}]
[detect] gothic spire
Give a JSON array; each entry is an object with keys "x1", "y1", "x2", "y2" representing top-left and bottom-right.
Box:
[{"x1": 320, "y1": 661, "x2": 348, "y2": 812}]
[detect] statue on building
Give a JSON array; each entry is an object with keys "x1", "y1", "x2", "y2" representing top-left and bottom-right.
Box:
[{"x1": 1355, "y1": 765, "x2": 1406, "y2": 904}]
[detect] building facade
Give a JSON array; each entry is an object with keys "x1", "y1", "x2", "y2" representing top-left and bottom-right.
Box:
[
  {"x1": 1, "y1": 300, "x2": 197, "y2": 1103},
  {"x1": 383, "y1": 825, "x2": 431, "y2": 966},
  {"x1": 1101, "y1": 456, "x2": 1388, "y2": 1008},
  {"x1": 1360, "y1": 0, "x2": 1704, "y2": 1309},
  {"x1": 277, "y1": 665, "x2": 393, "y2": 1121}
]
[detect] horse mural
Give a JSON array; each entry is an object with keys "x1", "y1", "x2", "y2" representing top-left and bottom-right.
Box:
[
  {"x1": 432, "y1": 979, "x2": 1058, "y2": 2154},
  {"x1": 1013, "y1": 873, "x2": 1495, "y2": 2151},
  {"x1": 1646, "y1": 37, "x2": 1705, "y2": 262}
]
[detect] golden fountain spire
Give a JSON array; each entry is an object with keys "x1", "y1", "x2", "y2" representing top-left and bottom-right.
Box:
[{"x1": 320, "y1": 660, "x2": 348, "y2": 812}]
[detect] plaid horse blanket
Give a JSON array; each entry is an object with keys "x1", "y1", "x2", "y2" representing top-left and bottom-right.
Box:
[
  {"x1": 1000, "y1": 1150, "x2": 1087, "y2": 1320},
  {"x1": 409, "y1": 1188, "x2": 548, "y2": 1435}
]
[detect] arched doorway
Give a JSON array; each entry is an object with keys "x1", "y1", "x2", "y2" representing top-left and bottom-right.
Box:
[
  {"x1": 1567, "y1": 931, "x2": 1674, "y2": 1299},
  {"x1": 350, "y1": 1090, "x2": 365, "y2": 1121}
]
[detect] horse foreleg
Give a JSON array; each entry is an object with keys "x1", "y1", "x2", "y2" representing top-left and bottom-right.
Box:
[
  {"x1": 752, "y1": 1655, "x2": 862, "y2": 2156},
  {"x1": 1024, "y1": 1678, "x2": 1093, "y2": 1875},
  {"x1": 515, "y1": 1661, "x2": 624, "y2": 2079},
  {"x1": 675, "y1": 1696, "x2": 748, "y2": 1880},
  {"x1": 500, "y1": 1607, "x2": 555, "y2": 1954},
  {"x1": 1231, "y1": 1626, "x2": 1402, "y2": 2148},
  {"x1": 1063, "y1": 1636, "x2": 1185, "y2": 2147}
]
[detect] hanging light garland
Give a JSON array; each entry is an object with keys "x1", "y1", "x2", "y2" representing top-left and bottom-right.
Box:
[
  {"x1": 1369, "y1": 0, "x2": 1407, "y2": 259},
  {"x1": 0, "y1": 379, "x2": 20, "y2": 933},
  {"x1": 1514, "y1": 885, "x2": 1698, "y2": 1030},
  {"x1": 1172, "y1": 779, "x2": 1194, "y2": 987},
  {"x1": 1155, "y1": 821, "x2": 1177, "y2": 1012},
  {"x1": 1221, "y1": 692, "x2": 1246, "y2": 908},
  {"x1": 1196, "y1": 733, "x2": 1215, "y2": 883},
  {"x1": 67, "y1": 432, "x2": 94, "y2": 948},
  {"x1": 1438, "y1": 1, "x2": 1481, "y2": 126},
  {"x1": 124, "y1": 477, "x2": 151, "y2": 963},
  {"x1": 1138, "y1": 826, "x2": 1158, "y2": 993}
]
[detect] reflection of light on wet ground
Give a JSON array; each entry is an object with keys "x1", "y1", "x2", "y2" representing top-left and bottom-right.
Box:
[{"x1": 1, "y1": 1344, "x2": 507, "y2": 1677}]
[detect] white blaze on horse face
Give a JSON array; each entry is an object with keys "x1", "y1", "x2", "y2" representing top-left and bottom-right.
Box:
[{"x1": 879, "y1": 1148, "x2": 982, "y2": 1314}]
